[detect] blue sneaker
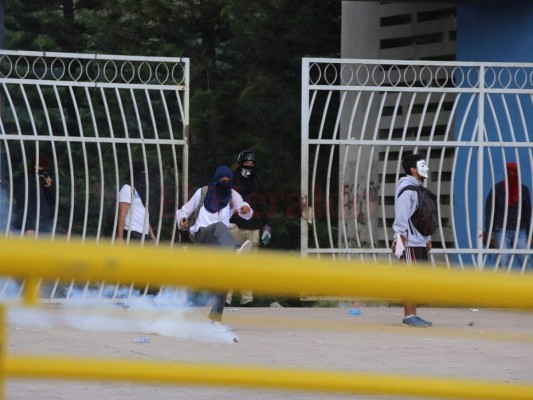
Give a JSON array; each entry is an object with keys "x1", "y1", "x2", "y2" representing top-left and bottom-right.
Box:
[
  {"x1": 402, "y1": 315, "x2": 429, "y2": 327},
  {"x1": 415, "y1": 316, "x2": 433, "y2": 326}
]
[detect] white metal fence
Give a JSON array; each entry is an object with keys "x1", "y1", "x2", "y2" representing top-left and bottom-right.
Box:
[
  {"x1": 301, "y1": 58, "x2": 533, "y2": 272},
  {"x1": 0, "y1": 50, "x2": 189, "y2": 301}
]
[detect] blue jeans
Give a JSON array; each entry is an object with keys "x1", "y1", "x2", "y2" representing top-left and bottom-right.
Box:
[{"x1": 493, "y1": 229, "x2": 531, "y2": 271}]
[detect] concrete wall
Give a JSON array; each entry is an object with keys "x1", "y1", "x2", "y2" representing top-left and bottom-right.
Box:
[{"x1": 339, "y1": 2, "x2": 457, "y2": 253}]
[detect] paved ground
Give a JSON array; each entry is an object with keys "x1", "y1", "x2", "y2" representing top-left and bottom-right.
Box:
[{"x1": 5, "y1": 305, "x2": 533, "y2": 400}]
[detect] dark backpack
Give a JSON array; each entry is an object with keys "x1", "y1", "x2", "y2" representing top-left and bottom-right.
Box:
[{"x1": 398, "y1": 185, "x2": 439, "y2": 236}]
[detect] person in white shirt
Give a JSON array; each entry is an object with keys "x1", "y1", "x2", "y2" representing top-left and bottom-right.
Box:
[
  {"x1": 117, "y1": 161, "x2": 155, "y2": 243},
  {"x1": 176, "y1": 165, "x2": 253, "y2": 323}
]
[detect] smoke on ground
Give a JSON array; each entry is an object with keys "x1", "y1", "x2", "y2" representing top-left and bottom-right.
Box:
[{"x1": 7, "y1": 286, "x2": 238, "y2": 344}]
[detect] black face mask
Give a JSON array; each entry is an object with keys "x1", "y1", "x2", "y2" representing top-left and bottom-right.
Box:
[
  {"x1": 38, "y1": 170, "x2": 50, "y2": 185},
  {"x1": 216, "y1": 180, "x2": 231, "y2": 190}
]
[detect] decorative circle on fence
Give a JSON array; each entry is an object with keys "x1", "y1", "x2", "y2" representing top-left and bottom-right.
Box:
[
  {"x1": 156, "y1": 63, "x2": 170, "y2": 85},
  {"x1": 340, "y1": 63, "x2": 354, "y2": 86},
  {"x1": 51, "y1": 58, "x2": 66, "y2": 81},
  {"x1": 435, "y1": 66, "x2": 450, "y2": 88},
  {"x1": 324, "y1": 63, "x2": 338, "y2": 86},
  {"x1": 103, "y1": 60, "x2": 118, "y2": 83},
  {"x1": 387, "y1": 64, "x2": 401, "y2": 87},
  {"x1": 86, "y1": 59, "x2": 101, "y2": 83},
  {"x1": 121, "y1": 61, "x2": 136, "y2": 84},
  {"x1": 514, "y1": 68, "x2": 528, "y2": 89},
  {"x1": 403, "y1": 65, "x2": 417, "y2": 87},
  {"x1": 32, "y1": 57, "x2": 48, "y2": 80},
  {"x1": 171, "y1": 63, "x2": 186, "y2": 86},
  {"x1": 0, "y1": 55, "x2": 13, "y2": 79},
  {"x1": 138, "y1": 61, "x2": 153, "y2": 84},
  {"x1": 420, "y1": 65, "x2": 433, "y2": 88},
  {"x1": 370, "y1": 65, "x2": 385, "y2": 86},
  {"x1": 15, "y1": 56, "x2": 30, "y2": 79},
  {"x1": 355, "y1": 64, "x2": 370, "y2": 86},
  {"x1": 466, "y1": 67, "x2": 479, "y2": 88},
  {"x1": 496, "y1": 67, "x2": 512, "y2": 89},
  {"x1": 0, "y1": 53, "x2": 187, "y2": 87},
  {"x1": 68, "y1": 58, "x2": 84, "y2": 82},
  {"x1": 308, "y1": 62, "x2": 322, "y2": 86},
  {"x1": 452, "y1": 67, "x2": 465, "y2": 88}
]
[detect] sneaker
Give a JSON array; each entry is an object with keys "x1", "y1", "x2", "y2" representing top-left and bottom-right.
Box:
[
  {"x1": 415, "y1": 316, "x2": 433, "y2": 326},
  {"x1": 402, "y1": 315, "x2": 430, "y2": 327},
  {"x1": 236, "y1": 240, "x2": 252, "y2": 255},
  {"x1": 211, "y1": 321, "x2": 229, "y2": 333},
  {"x1": 240, "y1": 301, "x2": 254, "y2": 307}
]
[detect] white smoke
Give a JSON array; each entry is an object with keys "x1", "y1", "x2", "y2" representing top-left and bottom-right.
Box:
[
  {"x1": 0, "y1": 278, "x2": 23, "y2": 298},
  {"x1": 7, "y1": 287, "x2": 239, "y2": 344}
]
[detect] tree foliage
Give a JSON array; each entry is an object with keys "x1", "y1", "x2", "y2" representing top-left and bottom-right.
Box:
[{"x1": 4, "y1": 0, "x2": 340, "y2": 248}]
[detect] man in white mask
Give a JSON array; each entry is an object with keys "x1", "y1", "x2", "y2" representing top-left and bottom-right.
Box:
[{"x1": 392, "y1": 153, "x2": 434, "y2": 327}]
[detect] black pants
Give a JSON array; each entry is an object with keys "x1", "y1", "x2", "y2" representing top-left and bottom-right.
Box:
[
  {"x1": 402, "y1": 246, "x2": 428, "y2": 265},
  {"x1": 193, "y1": 222, "x2": 238, "y2": 322},
  {"x1": 124, "y1": 230, "x2": 151, "y2": 241}
]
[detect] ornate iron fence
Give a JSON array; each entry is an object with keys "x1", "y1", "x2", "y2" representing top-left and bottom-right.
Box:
[{"x1": 301, "y1": 58, "x2": 533, "y2": 272}]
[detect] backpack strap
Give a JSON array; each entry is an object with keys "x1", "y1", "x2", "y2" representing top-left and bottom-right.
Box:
[
  {"x1": 195, "y1": 186, "x2": 209, "y2": 222},
  {"x1": 398, "y1": 185, "x2": 421, "y2": 198},
  {"x1": 397, "y1": 185, "x2": 420, "y2": 236}
]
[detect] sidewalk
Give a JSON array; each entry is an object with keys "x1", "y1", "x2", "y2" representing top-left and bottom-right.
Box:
[{"x1": 6, "y1": 306, "x2": 533, "y2": 400}]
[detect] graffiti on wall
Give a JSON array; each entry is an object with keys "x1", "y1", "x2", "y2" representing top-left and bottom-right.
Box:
[{"x1": 341, "y1": 178, "x2": 380, "y2": 249}]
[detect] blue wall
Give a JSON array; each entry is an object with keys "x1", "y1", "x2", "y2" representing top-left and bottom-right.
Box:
[
  {"x1": 457, "y1": 0, "x2": 533, "y2": 63},
  {"x1": 455, "y1": 0, "x2": 533, "y2": 263}
]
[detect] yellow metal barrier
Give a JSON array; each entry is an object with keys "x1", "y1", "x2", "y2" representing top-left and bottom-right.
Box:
[
  {"x1": 5, "y1": 356, "x2": 533, "y2": 400},
  {"x1": 0, "y1": 306, "x2": 4, "y2": 400},
  {"x1": 1, "y1": 237, "x2": 533, "y2": 399},
  {"x1": 2, "y1": 237, "x2": 533, "y2": 308}
]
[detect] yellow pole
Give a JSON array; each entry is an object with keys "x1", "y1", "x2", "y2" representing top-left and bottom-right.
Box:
[
  {"x1": 1, "y1": 237, "x2": 533, "y2": 400},
  {"x1": 1, "y1": 237, "x2": 533, "y2": 309},
  {"x1": 23, "y1": 278, "x2": 39, "y2": 306},
  {"x1": 0, "y1": 306, "x2": 4, "y2": 400},
  {"x1": 5, "y1": 356, "x2": 533, "y2": 400}
]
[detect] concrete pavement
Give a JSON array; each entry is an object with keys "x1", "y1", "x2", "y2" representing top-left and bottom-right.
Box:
[{"x1": 6, "y1": 306, "x2": 533, "y2": 400}]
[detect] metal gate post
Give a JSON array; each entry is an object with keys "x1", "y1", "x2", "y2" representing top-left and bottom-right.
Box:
[
  {"x1": 476, "y1": 66, "x2": 486, "y2": 269},
  {"x1": 301, "y1": 59, "x2": 310, "y2": 257}
]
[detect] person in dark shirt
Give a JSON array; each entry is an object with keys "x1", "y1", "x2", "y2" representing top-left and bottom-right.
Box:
[
  {"x1": 13, "y1": 155, "x2": 55, "y2": 236},
  {"x1": 484, "y1": 162, "x2": 532, "y2": 271},
  {"x1": 226, "y1": 150, "x2": 271, "y2": 307}
]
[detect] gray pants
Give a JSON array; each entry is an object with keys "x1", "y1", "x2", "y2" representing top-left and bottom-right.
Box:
[{"x1": 193, "y1": 222, "x2": 238, "y2": 321}]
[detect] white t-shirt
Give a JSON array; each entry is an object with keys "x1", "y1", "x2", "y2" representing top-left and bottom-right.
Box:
[{"x1": 119, "y1": 184, "x2": 149, "y2": 234}]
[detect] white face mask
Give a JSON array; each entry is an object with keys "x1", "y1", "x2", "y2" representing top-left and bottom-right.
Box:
[
  {"x1": 241, "y1": 168, "x2": 252, "y2": 178},
  {"x1": 416, "y1": 160, "x2": 429, "y2": 179}
]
